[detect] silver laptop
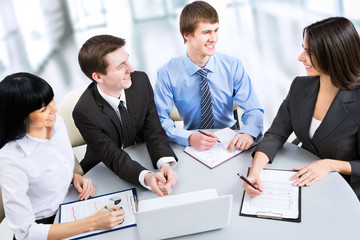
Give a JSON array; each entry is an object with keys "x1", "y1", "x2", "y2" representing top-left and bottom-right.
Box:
[{"x1": 134, "y1": 189, "x2": 233, "y2": 240}]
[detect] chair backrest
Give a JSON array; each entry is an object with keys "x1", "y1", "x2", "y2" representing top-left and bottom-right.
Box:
[
  {"x1": 169, "y1": 106, "x2": 182, "y2": 122},
  {"x1": 57, "y1": 86, "x2": 87, "y2": 176},
  {"x1": 57, "y1": 86, "x2": 87, "y2": 148}
]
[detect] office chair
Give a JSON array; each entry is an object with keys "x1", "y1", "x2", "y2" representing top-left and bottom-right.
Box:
[
  {"x1": 169, "y1": 106, "x2": 182, "y2": 122},
  {"x1": 233, "y1": 104, "x2": 241, "y2": 129},
  {"x1": 57, "y1": 86, "x2": 88, "y2": 176}
]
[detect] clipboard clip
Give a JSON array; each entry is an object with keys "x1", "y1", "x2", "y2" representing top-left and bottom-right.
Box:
[
  {"x1": 130, "y1": 195, "x2": 138, "y2": 214},
  {"x1": 256, "y1": 211, "x2": 283, "y2": 219}
]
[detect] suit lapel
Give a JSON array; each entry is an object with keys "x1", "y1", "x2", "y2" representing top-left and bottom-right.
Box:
[
  {"x1": 312, "y1": 89, "x2": 355, "y2": 144},
  {"x1": 296, "y1": 77, "x2": 320, "y2": 146},
  {"x1": 92, "y1": 85, "x2": 123, "y2": 134}
]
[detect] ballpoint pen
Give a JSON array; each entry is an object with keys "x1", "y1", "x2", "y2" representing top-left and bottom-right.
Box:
[
  {"x1": 104, "y1": 206, "x2": 114, "y2": 212},
  {"x1": 237, "y1": 173, "x2": 259, "y2": 190},
  {"x1": 198, "y1": 129, "x2": 221, "y2": 143}
]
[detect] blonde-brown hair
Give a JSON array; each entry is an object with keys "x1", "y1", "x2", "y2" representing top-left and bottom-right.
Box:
[{"x1": 179, "y1": 1, "x2": 219, "y2": 43}]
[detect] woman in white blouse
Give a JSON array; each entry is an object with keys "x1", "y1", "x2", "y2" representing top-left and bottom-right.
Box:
[
  {"x1": 0, "y1": 72, "x2": 125, "y2": 240},
  {"x1": 242, "y1": 17, "x2": 360, "y2": 200}
]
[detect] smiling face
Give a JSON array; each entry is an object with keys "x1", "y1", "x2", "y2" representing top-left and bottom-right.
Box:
[
  {"x1": 93, "y1": 47, "x2": 134, "y2": 98},
  {"x1": 27, "y1": 99, "x2": 57, "y2": 136},
  {"x1": 298, "y1": 34, "x2": 323, "y2": 77},
  {"x1": 185, "y1": 22, "x2": 219, "y2": 66}
]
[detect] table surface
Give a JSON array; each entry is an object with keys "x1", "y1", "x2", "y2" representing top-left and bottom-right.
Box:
[{"x1": 61, "y1": 142, "x2": 360, "y2": 240}]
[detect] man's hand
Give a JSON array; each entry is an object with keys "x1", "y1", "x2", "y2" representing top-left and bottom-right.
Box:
[
  {"x1": 188, "y1": 131, "x2": 218, "y2": 151},
  {"x1": 227, "y1": 133, "x2": 254, "y2": 152},
  {"x1": 158, "y1": 163, "x2": 178, "y2": 195},
  {"x1": 144, "y1": 172, "x2": 168, "y2": 197}
]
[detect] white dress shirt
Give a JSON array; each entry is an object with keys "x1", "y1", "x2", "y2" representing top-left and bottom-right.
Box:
[
  {"x1": 0, "y1": 115, "x2": 74, "y2": 240},
  {"x1": 309, "y1": 117, "x2": 322, "y2": 139},
  {"x1": 97, "y1": 86, "x2": 176, "y2": 189}
]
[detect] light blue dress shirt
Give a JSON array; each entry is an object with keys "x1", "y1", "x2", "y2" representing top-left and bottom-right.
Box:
[{"x1": 154, "y1": 53, "x2": 264, "y2": 146}]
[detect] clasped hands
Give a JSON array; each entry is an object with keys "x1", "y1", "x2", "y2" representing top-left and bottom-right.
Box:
[
  {"x1": 144, "y1": 162, "x2": 178, "y2": 197},
  {"x1": 188, "y1": 130, "x2": 254, "y2": 152}
]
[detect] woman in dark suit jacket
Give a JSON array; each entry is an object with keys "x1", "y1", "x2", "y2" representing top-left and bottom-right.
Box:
[{"x1": 243, "y1": 17, "x2": 360, "y2": 200}]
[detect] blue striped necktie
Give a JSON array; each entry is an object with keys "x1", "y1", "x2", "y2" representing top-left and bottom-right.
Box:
[
  {"x1": 118, "y1": 101, "x2": 136, "y2": 148},
  {"x1": 197, "y1": 68, "x2": 214, "y2": 129}
]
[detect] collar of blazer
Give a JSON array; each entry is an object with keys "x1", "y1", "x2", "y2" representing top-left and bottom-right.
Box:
[
  {"x1": 92, "y1": 83, "x2": 123, "y2": 135},
  {"x1": 300, "y1": 77, "x2": 356, "y2": 145}
]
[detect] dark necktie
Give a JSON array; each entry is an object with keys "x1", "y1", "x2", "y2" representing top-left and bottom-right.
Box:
[
  {"x1": 118, "y1": 101, "x2": 136, "y2": 148},
  {"x1": 197, "y1": 68, "x2": 214, "y2": 129}
]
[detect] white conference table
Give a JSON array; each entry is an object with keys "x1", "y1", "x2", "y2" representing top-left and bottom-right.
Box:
[{"x1": 61, "y1": 142, "x2": 360, "y2": 240}]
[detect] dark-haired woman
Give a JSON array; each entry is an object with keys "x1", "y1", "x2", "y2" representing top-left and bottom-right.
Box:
[
  {"x1": 0, "y1": 73, "x2": 124, "y2": 240},
  {"x1": 243, "y1": 17, "x2": 360, "y2": 200}
]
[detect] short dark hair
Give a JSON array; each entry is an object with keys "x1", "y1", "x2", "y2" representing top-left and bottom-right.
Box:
[
  {"x1": 0, "y1": 72, "x2": 54, "y2": 148},
  {"x1": 78, "y1": 35, "x2": 126, "y2": 81},
  {"x1": 179, "y1": 1, "x2": 219, "y2": 43},
  {"x1": 304, "y1": 17, "x2": 360, "y2": 89}
]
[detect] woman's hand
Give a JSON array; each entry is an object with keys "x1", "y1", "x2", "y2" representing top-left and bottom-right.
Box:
[
  {"x1": 291, "y1": 160, "x2": 333, "y2": 186},
  {"x1": 242, "y1": 174, "x2": 263, "y2": 197},
  {"x1": 72, "y1": 173, "x2": 96, "y2": 200},
  {"x1": 93, "y1": 205, "x2": 125, "y2": 230}
]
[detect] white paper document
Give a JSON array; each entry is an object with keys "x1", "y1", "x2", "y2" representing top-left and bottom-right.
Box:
[
  {"x1": 59, "y1": 188, "x2": 137, "y2": 239},
  {"x1": 184, "y1": 128, "x2": 244, "y2": 168},
  {"x1": 240, "y1": 169, "x2": 300, "y2": 221}
]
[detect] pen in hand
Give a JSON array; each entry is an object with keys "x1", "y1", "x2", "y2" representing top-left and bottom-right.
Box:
[
  {"x1": 104, "y1": 206, "x2": 114, "y2": 212},
  {"x1": 198, "y1": 130, "x2": 221, "y2": 143},
  {"x1": 237, "y1": 173, "x2": 259, "y2": 191}
]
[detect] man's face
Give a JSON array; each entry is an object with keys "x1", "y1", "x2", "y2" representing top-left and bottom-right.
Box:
[
  {"x1": 185, "y1": 22, "x2": 219, "y2": 58},
  {"x1": 94, "y1": 47, "x2": 134, "y2": 96}
]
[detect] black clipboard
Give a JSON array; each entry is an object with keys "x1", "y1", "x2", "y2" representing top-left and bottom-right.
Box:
[
  {"x1": 59, "y1": 188, "x2": 138, "y2": 239},
  {"x1": 239, "y1": 168, "x2": 301, "y2": 223}
]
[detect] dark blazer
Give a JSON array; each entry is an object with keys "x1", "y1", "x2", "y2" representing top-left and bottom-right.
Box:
[
  {"x1": 73, "y1": 71, "x2": 177, "y2": 185},
  {"x1": 255, "y1": 76, "x2": 360, "y2": 199}
]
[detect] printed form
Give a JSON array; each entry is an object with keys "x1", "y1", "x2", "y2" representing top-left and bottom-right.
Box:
[{"x1": 241, "y1": 169, "x2": 300, "y2": 220}]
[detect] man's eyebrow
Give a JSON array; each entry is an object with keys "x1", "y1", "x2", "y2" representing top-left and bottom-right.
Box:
[{"x1": 116, "y1": 54, "x2": 130, "y2": 68}]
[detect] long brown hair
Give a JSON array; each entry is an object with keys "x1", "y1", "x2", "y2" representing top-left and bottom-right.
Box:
[{"x1": 304, "y1": 17, "x2": 360, "y2": 89}]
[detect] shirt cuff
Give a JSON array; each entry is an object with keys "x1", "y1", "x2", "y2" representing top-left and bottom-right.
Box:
[
  {"x1": 175, "y1": 130, "x2": 193, "y2": 146},
  {"x1": 156, "y1": 157, "x2": 177, "y2": 169},
  {"x1": 139, "y1": 170, "x2": 152, "y2": 190},
  {"x1": 238, "y1": 125, "x2": 261, "y2": 139}
]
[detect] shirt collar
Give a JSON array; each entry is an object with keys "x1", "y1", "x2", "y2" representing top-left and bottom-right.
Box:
[
  {"x1": 97, "y1": 85, "x2": 126, "y2": 109},
  {"x1": 16, "y1": 134, "x2": 49, "y2": 157},
  {"x1": 183, "y1": 53, "x2": 215, "y2": 75}
]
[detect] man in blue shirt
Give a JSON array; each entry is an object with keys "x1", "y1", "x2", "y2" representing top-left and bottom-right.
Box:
[{"x1": 154, "y1": 1, "x2": 264, "y2": 152}]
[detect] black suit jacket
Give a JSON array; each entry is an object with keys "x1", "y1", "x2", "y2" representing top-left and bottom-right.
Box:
[
  {"x1": 255, "y1": 76, "x2": 360, "y2": 199},
  {"x1": 73, "y1": 71, "x2": 177, "y2": 185}
]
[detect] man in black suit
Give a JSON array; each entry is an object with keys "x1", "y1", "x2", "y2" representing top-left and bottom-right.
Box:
[{"x1": 73, "y1": 35, "x2": 178, "y2": 196}]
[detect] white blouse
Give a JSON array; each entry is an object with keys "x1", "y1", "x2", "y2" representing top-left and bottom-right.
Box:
[
  {"x1": 309, "y1": 117, "x2": 322, "y2": 139},
  {"x1": 0, "y1": 115, "x2": 74, "y2": 240}
]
